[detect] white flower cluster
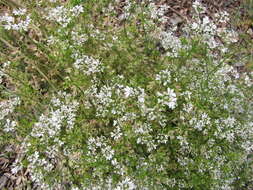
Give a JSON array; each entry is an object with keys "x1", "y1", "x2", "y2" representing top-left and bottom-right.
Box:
[
  {"x1": 0, "y1": 9, "x2": 31, "y2": 31},
  {"x1": 188, "y1": 16, "x2": 218, "y2": 47},
  {"x1": 214, "y1": 117, "x2": 237, "y2": 143},
  {"x1": 85, "y1": 80, "x2": 147, "y2": 118},
  {"x1": 189, "y1": 112, "x2": 211, "y2": 132},
  {"x1": 135, "y1": 123, "x2": 158, "y2": 152},
  {"x1": 23, "y1": 92, "x2": 79, "y2": 189},
  {"x1": 192, "y1": 0, "x2": 206, "y2": 14},
  {"x1": 13, "y1": 8, "x2": 27, "y2": 16},
  {"x1": 148, "y1": 0, "x2": 239, "y2": 56},
  {"x1": 86, "y1": 132, "x2": 140, "y2": 189},
  {"x1": 72, "y1": 53, "x2": 103, "y2": 75},
  {"x1": 157, "y1": 87, "x2": 177, "y2": 109},
  {"x1": 177, "y1": 135, "x2": 191, "y2": 154},
  {"x1": 27, "y1": 151, "x2": 53, "y2": 189},
  {"x1": 217, "y1": 64, "x2": 239, "y2": 80},
  {"x1": 243, "y1": 72, "x2": 253, "y2": 87},
  {"x1": 148, "y1": 2, "x2": 170, "y2": 23},
  {"x1": 0, "y1": 97, "x2": 20, "y2": 120},
  {"x1": 87, "y1": 136, "x2": 115, "y2": 161},
  {"x1": 146, "y1": 2, "x2": 189, "y2": 58},
  {"x1": 71, "y1": 5, "x2": 84, "y2": 15},
  {"x1": 214, "y1": 11, "x2": 230, "y2": 23},
  {"x1": 21, "y1": 127, "x2": 62, "y2": 186},
  {"x1": 159, "y1": 30, "x2": 191, "y2": 58},
  {"x1": 155, "y1": 69, "x2": 171, "y2": 86},
  {"x1": 45, "y1": 5, "x2": 83, "y2": 27},
  {"x1": 110, "y1": 122, "x2": 123, "y2": 140},
  {"x1": 0, "y1": 95, "x2": 20, "y2": 133},
  {"x1": 45, "y1": 6, "x2": 70, "y2": 27},
  {"x1": 85, "y1": 84, "x2": 115, "y2": 117},
  {"x1": 184, "y1": 0, "x2": 238, "y2": 51},
  {"x1": 3, "y1": 119, "x2": 17, "y2": 132},
  {"x1": 71, "y1": 30, "x2": 88, "y2": 45},
  {"x1": 115, "y1": 84, "x2": 145, "y2": 106},
  {"x1": 114, "y1": 177, "x2": 136, "y2": 190},
  {"x1": 118, "y1": 0, "x2": 133, "y2": 21},
  {"x1": 31, "y1": 92, "x2": 79, "y2": 138},
  {"x1": 160, "y1": 31, "x2": 182, "y2": 57},
  {"x1": 1, "y1": 0, "x2": 251, "y2": 188}
]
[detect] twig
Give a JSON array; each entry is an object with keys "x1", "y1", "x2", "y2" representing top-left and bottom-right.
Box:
[
  {"x1": 168, "y1": 6, "x2": 189, "y2": 22},
  {"x1": 0, "y1": 0, "x2": 21, "y2": 8}
]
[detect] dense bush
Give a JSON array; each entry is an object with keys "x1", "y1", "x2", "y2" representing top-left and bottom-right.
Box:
[{"x1": 0, "y1": 0, "x2": 252, "y2": 189}]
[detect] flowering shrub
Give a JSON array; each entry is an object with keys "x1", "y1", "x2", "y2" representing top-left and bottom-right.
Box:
[{"x1": 0, "y1": 0, "x2": 252, "y2": 189}]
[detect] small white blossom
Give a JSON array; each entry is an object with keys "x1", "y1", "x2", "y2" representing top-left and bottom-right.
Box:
[
  {"x1": 45, "y1": 5, "x2": 83, "y2": 28},
  {"x1": 0, "y1": 97, "x2": 20, "y2": 120},
  {"x1": 3, "y1": 119, "x2": 17, "y2": 132},
  {"x1": 13, "y1": 8, "x2": 27, "y2": 16},
  {"x1": 192, "y1": 0, "x2": 206, "y2": 14},
  {"x1": 110, "y1": 126, "x2": 123, "y2": 140},
  {"x1": 159, "y1": 31, "x2": 182, "y2": 58},
  {"x1": 157, "y1": 87, "x2": 177, "y2": 109},
  {"x1": 0, "y1": 13, "x2": 31, "y2": 31},
  {"x1": 71, "y1": 5, "x2": 84, "y2": 15},
  {"x1": 73, "y1": 53, "x2": 103, "y2": 75}
]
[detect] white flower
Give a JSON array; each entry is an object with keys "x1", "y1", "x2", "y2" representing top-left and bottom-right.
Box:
[
  {"x1": 45, "y1": 6, "x2": 70, "y2": 27},
  {"x1": 166, "y1": 87, "x2": 177, "y2": 109},
  {"x1": 73, "y1": 53, "x2": 103, "y2": 75},
  {"x1": 159, "y1": 31, "x2": 182, "y2": 58},
  {"x1": 157, "y1": 87, "x2": 177, "y2": 109},
  {"x1": 136, "y1": 88, "x2": 146, "y2": 105},
  {"x1": 31, "y1": 94, "x2": 79, "y2": 138},
  {"x1": 110, "y1": 126, "x2": 123, "y2": 140},
  {"x1": 0, "y1": 14, "x2": 14, "y2": 23},
  {"x1": 102, "y1": 145, "x2": 115, "y2": 160},
  {"x1": 123, "y1": 86, "x2": 134, "y2": 98},
  {"x1": 0, "y1": 97, "x2": 20, "y2": 120},
  {"x1": 191, "y1": 22, "x2": 198, "y2": 30},
  {"x1": 45, "y1": 5, "x2": 84, "y2": 27},
  {"x1": 0, "y1": 12, "x2": 31, "y2": 31},
  {"x1": 71, "y1": 5, "x2": 84, "y2": 15},
  {"x1": 156, "y1": 69, "x2": 171, "y2": 86},
  {"x1": 3, "y1": 119, "x2": 17, "y2": 132},
  {"x1": 13, "y1": 8, "x2": 27, "y2": 16},
  {"x1": 244, "y1": 75, "x2": 252, "y2": 87},
  {"x1": 215, "y1": 11, "x2": 230, "y2": 23},
  {"x1": 71, "y1": 31, "x2": 88, "y2": 45},
  {"x1": 114, "y1": 177, "x2": 136, "y2": 190},
  {"x1": 192, "y1": 0, "x2": 206, "y2": 14},
  {"x1": 189, "y1": 112, "x2": 210, "y2": 131}
]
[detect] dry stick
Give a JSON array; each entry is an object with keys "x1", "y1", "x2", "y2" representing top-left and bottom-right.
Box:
[
  {"x1": 168, "y1": 6, "x2": 189, "y2": 22},
  {"x1": 0, "y1": 0, "x2": 21, "y2": 8},
  {"x1": 181, "y1": 0, "x2": 188, "y2": 7},
  {"x1": 0, "y1": 51, "x2": 6, "y2": 57},
  {"x1": 0, "y1": 37, "x2": 17, "y2": 50}
]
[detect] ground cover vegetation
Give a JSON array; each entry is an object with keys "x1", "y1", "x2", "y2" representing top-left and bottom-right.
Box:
[{"x1": 0, "y1": 0, "x2": 253, "y2": 189}]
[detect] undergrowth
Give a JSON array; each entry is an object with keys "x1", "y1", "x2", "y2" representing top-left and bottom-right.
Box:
[{"x1": 0, "y1": 0, "x2": 252, "y2": 189}]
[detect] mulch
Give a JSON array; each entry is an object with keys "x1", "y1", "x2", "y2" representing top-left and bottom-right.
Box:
[{"x1": 0, "y1": 144, "x2": 29, "y2": 190}]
